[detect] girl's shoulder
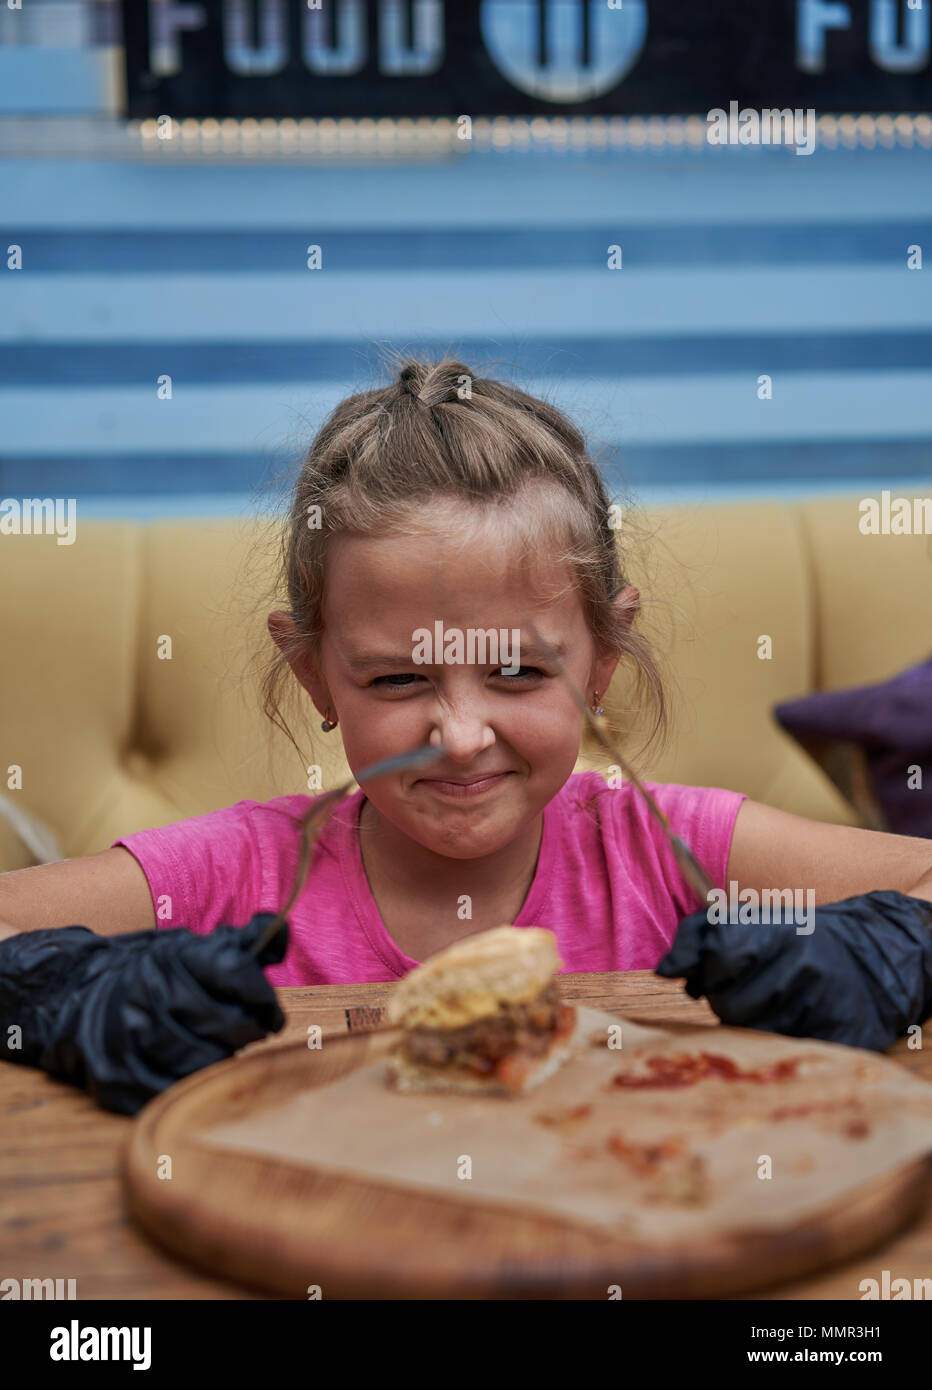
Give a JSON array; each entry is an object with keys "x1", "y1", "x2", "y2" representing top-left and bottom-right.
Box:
[
  {"x1": 211, "y1": 789, "x2": 364, "y2": 857},
  {"x1": 557, "y1": 769, "x2": 747, "y2": 851},
  {"x1": 554, "y1": 771, "x2": 747, "y2": 914},
  {"x1": 113, "y1": 789, "x2": 355, "y2": 869}
]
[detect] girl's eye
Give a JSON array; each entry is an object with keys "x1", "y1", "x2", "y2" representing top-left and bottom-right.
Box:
[
  {"x1": 371, "y1": 674, "x2": 423, "y2": 689},
  {"x1": 371, "y1": 667, "x2": 543, "y2": 689},
  {"x1": 497, "y1": 666, "x2": 543, "y2": 681}
]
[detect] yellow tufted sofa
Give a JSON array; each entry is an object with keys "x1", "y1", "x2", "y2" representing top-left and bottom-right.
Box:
[{"x1": 1, "y1": 492, "x2": 929, "y2": 874}]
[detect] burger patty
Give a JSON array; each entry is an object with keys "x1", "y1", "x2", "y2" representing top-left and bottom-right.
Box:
[{"x1": 404, "y1": 982, "x2": 561, "y2": 1073}]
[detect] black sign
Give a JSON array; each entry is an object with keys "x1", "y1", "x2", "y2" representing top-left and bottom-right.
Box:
[{"x1": 121, "y1": 1, "x2": 932, "y2": 119}]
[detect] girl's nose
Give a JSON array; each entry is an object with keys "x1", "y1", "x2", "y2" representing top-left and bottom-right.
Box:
[{"x1": 428, "y1": 699, "x2": 495, "y2": 760}]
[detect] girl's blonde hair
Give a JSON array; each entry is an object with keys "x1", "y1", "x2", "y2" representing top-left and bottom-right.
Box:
[{"x1": 255, "y1": 353, "x2": 669, "y2": 765}]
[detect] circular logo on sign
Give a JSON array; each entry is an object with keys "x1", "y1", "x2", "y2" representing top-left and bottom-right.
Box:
[{"x1": 480, "y1": 0, "x2": 648, "y2": 103}]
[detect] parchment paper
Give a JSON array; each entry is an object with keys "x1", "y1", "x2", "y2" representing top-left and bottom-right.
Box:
[{"x1": 197, "y1": 1006, "x2": 932, "y2": 1243}]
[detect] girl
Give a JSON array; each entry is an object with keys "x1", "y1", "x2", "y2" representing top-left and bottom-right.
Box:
[{"x1": 1, "y1": 357, "x2": 930, "y2": 988}]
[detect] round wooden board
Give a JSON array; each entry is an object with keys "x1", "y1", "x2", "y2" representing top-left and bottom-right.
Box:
[{"x1": 122, "y1": 1024, "x2": 932, "y2": 1300}]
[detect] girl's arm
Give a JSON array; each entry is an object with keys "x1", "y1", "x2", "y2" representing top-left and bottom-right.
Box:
[
  {"x1": 725, "y1": 799, "x2": 932, "y2": 905},
  {"x1": 0, "y1": 847, "x2": 157, "y2": 941}
]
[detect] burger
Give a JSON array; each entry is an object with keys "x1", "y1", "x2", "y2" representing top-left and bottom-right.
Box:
[{"x1": 385, "y1": 925, "x2": 579, "y2": 1096}]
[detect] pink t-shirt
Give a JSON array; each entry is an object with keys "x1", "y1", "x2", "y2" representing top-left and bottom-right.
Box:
[{"x1": 111, "y1": 772, "x2": 747, "y2": 987}]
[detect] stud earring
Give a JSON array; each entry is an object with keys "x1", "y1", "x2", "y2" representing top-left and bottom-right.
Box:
[
  {"x1": 592, "y1": 691, "x2": 605, "y2": 716},
  {"x1": 321, "y1": 708, "x2": 338, "y2": 732}
]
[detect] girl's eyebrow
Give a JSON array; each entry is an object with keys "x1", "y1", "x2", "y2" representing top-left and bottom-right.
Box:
[
  {"x1": 514, "y1": 641, "x2": 567, "y2": 663},
  {"x1": 345, "y1": 639, "x2": 567, "y2": 671},
  {"x1": 344, "y1": 651, "x2": 414, "y2": 671}
]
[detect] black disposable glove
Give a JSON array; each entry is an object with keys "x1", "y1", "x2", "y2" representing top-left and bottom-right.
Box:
[
  {"x1": 0, "y1": 913, "x2": 288, "y2": 1115},
  {"x1": 655, "y1": 890, "x2": 932, "y2": 1052}
]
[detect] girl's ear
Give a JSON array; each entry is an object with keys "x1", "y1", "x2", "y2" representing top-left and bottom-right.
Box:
[
  {"x1": 267, "y1": 611, "x2": 330, "y2": 710},
  {"x1": 615, "y1": 584, "x2": 640, "y2": 626},
  {"x1": 589, "y1": 585, "x2": 641, "y2": 700},
  {"x1": 267, "y1": 610, "x2": 293, "y2": 654}
]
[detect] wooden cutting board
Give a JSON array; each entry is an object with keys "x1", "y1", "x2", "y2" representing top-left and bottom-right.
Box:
[{"x1": 123, "y1": 1007, "x2": 932, "y2": 1299}]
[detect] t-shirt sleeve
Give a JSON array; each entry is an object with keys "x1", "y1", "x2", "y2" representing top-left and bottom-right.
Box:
[
  {"x1": 643, "y1": 782, "x2": 749, "y2": 921},
  {"x1": 111, "y1": 798, "x2": 300, "y2": 934}
]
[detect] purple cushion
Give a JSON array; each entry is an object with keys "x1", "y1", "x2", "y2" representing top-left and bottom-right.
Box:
[{"x1": 773, "y1": 655, "x2": 932, "y2": 838}]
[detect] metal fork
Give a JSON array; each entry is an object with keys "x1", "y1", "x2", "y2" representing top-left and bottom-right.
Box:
[
  {"x1": 525, "y1": 618, "x2": 716, "y2": 905},
  {"x1": 250, "y1": 740, "x2": 448, "y2": 957}
]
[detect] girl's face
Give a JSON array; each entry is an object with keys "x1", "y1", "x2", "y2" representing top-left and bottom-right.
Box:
[{"x1": 273, "y1": 505, "x2": 625, "y2": 861}]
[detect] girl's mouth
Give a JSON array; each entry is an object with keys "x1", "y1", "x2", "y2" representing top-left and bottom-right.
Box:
[{"x1": 417, "y1": 772, "x2": 513, "y2": 799}]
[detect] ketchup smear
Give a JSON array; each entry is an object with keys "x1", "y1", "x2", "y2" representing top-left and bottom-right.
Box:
[{"x1": 609, "y1": 1052, "x2": 804, "y2": 1090}]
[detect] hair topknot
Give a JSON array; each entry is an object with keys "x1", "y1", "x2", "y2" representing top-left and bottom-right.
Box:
[
  {"x1": 252, "y1": 351, "x2": 669, "y2": 769},
  {"x1": 398, "y1": 358, "x2": 476, "y2": 408}
]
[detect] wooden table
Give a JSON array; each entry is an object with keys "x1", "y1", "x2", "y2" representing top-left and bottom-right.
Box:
[{"x1": 2, "y1": 972, "x2": 931, "y2": 1300}]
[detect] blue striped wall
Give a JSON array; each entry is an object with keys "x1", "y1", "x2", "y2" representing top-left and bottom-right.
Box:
[{"x1": 2, "y1": 92, "x2": 931, "y2": 512}]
